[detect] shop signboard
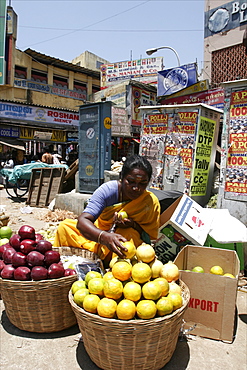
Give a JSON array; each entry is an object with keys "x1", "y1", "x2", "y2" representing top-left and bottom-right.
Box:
[
  {"x1": 100, "y1": 57, "x2": 163, "y2": 89},
  {"x1": 224, "y1": 89, "x2": 247, "y2": 196},
  {"x1": 111, "y1": 106, "x2": 130, "y2": 137},
  {"x1": 0, "y1": 101, "x2": 79, "y2": 127},
  {"x1": 131, "y1": 85, "x2": 157, "y2": 127},
  {"x1": 204, "y1": 0, "x2": 247, "y2": 38},
  {"x1": 19, "y1": 127, "x2": 66, "y2": 142},
  {"x1": 159, "y1": 87, "x2": 224, "y2": 109},
  {"x1": 157, "y1": 63, "x2": 198, "y2": 96}
]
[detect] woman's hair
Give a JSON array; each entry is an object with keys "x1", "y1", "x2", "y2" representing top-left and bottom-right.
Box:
[{"x1": 120, "y1": 154, "x2": 152, "y2": 181}]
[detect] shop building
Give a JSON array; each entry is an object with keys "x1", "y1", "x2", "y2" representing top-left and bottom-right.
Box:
[
  {"x1": 0, "y1": 5, "x2": 101, "y2": 164},
  {"x1": 203, "y1": 0, "x2": 247, "y2": 86}
]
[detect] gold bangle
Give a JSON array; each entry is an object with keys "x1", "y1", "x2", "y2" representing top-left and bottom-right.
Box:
[{"x1": 98, "y1": 230, "x2": 105, "y2": 244}]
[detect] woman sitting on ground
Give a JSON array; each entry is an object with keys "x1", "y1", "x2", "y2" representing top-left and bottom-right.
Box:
[{"x1": 54, "y1": 154, "x2": 160, "y2": 265}]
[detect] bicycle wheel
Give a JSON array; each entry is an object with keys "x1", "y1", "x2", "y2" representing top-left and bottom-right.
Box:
[{"x1": 5, "y1": 178, "x2": 29, "y2": 199}]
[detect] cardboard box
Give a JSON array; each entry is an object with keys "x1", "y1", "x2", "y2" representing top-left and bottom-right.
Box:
[
  {"x1": 154, "y1": 194, "x2": 212, "y2": 264},
  {"x1": 174, "y1": 245, "x2": 240, "y2": 342}
]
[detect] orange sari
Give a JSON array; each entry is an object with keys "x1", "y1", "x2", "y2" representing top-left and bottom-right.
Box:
[{"x1": 54, "y1": 190, "x2": 160, "y2": 260}]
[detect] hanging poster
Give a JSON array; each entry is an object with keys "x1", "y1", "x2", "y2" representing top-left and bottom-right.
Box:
[
  {"x1": 225, "y1": 90, "x2": 247, "y2": 195},
  {"x1": 190, "y1": 116, "x2": 217, "y2": 196}
]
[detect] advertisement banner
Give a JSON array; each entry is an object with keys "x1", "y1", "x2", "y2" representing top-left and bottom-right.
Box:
[
  {"x1": 204, "y1": 0, "x2": 247, "y2": 38},
  {"x1": 14, "y1": 78, "x2": 87, "y2": 101},
  {"x1": 190, "y1": 116, "x2": 217, "y2": 196},
  {"x1": 0, "y1": 101, "x2": 79, "y2": 127},
  {"x1": 160, "y1": 87, "x2": 224, "y2": 109},
  {"x1": 225, "y1": 90, "x2": 247, "y2": 195},
  {"x1": 111, "y1": 106, "x2": 131, "y2": 137},
  {"x1": 157, "y1": 63, "x2": 198, "y2": 97},
  {"x1": 131, "y1": 86, "x2": 157, "y2": 126},
  {"x1": 140, "y1": 110, "x2": 198, "y2": 191},
  {"x1": 101, "y1": 57, "x2": 163, "y2": 89}
]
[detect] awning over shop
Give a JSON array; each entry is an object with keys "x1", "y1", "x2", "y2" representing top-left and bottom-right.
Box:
[{"x1": 0, "y1": 138, "x2": 25, "y2": 151}]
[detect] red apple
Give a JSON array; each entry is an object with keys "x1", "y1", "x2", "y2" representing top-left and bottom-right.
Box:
[
  {"x1": 31, "y1": 266, "x2": 48, "y2": 281},
  {"x1": 64, "y1": 268, "x2": 77, "y2": 277},
  {"x1": 14, "y1": 266, "x2": 31, "y2": 281},
  {"x1": 2, "y1": 247, "x2": 16, "y2": 264},
  {"x1": 12, "y1": 252, "x2": 27, "y2": 267},
  {"x1": 48, "y1": 263, "x2": 65, "y2": 279},
  {"x1": 35, "y1": 233, "x2": 44, "y2": 242},
  {"x1": 0, "y1": 260, "x2": 6, "y2": 271},
  {"x1": 18, "y1": 225, "x2": 36, "y2": 240},
  {"x1": 1, "y1": 265, "x2": 15, "y2": 279},
  {"x1": 44, "y1": 250, "x2": 60, "y2": 266},
  {"x1": 9, "y1": 234, "x2": 21, "y2": 250},
  {"x1": 36, "y1": 240, "x2": 52, "y2": 254},
  {"x1": 19, "y1": 239, "x2": 37, "y2": 255},
  {"x1": 26, "y1": 251, "x2": 44, "y2": 267},
  {"x1": 0, "y1": 243, "x2": 11, "y2": 258}
]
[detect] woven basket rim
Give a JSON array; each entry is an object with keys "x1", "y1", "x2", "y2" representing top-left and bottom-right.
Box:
[
  {"x1": 69, "y1": 279, "x2": 190, "y2": 325},
  {"x1": 0, "y1": 274, "x2": 77, "y2": 286}
]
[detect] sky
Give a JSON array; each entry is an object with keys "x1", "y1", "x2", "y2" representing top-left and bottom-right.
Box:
[{"x1": 10, "y1": 0, "x2": 205, "y2": 73}]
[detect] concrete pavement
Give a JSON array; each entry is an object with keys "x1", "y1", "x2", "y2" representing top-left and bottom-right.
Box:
[{"x1": 0, "y1": 188, "x2": 246, "y2": 370}]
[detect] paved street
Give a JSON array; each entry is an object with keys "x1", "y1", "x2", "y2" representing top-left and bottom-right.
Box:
[{"x1": 0, "y1": 188, "x2": 246, "y2": 370}]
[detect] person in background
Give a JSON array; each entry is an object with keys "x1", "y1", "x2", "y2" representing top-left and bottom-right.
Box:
[
  {"x1": 54, "y1": 154, "x2": 160, "y2": 267},
  {"x1": 31, "y1": 155, "x2": 41, "y2": 163},
  {"x1": 53, "y1": 151, "x2": 62, "y2": 165},
  {"x1": 41, "y1": 147, "x2": 54, "y2": 164}
]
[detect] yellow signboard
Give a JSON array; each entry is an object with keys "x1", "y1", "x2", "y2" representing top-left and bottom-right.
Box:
[{"x1": 20, "y1": 127, "x2": 66, "y2": 142}]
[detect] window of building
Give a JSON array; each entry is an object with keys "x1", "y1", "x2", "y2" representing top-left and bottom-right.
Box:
[
  {"x1": 53, "y1": 76, "x2": 68, "y2": 89},
  {"x1": 92, "y1": 85, "x2": 100, "y2": 94},
  {"x1": 96, "y1": 61, "x2": 104, "y2": 70},
  {"x1": 14, "y1": 66, "x2": 27, "y2": 79},
  {"x1": 31, "y1": 70, "x2": 47, "y2": 84},
  {"x1": 74, "y1": 81, "x2": 87, "y2": 99}
]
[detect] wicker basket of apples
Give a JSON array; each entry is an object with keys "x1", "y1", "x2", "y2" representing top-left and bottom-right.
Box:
[{"x1": 0, "y1": 224, "x2": 96, "y2": 333}]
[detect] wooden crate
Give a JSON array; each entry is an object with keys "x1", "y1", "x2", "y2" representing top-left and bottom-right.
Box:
[{"x1": 26, "y1": 167, "x2": 65, "y2": 207}]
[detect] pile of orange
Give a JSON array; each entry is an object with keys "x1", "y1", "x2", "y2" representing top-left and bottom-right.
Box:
[{"x1": 71, "y1": 240, "x2": 184, "y2": 321}]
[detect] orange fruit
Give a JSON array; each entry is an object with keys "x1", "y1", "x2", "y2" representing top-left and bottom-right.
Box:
[
  {"x1": 83, "y1": 294, "x2": 100, "y2": 313},
  {"x1": 210, "y1": 265, "x2": 224, "y2": 275},
  {"x1": 112, "y1": 261, "x2": 132, "y2": 281},
  {"x1": 97, "y1": 297, "x2": 117, "y2": 318},
  {"x1": 123, "y1": 281, "x2": 142, "y2": 302},
  {"x1": 167, "y1": 293, "x2": 183, "y2": 310},
  {"x1": 116, "y1": 299, "x2": 136, "y2": 320},
  {"x1": 136, "y1": 243, "x2": 155, "y2": 263},
  {"x1": 156, "y1": 297, "x2": 173, "y2": 316},
  {"x1": 168, "y1": 281, "x2": 181, "y2": 295},
  {"x1": 122, "y1": 240, "x2": 136, "y2": 259},
  {"x1": 154, "y1": 277, "x2": 169, "y2": 297},
  {"x1": 103, "y1": 271, "x2": 114, "y2": 281},
  {"x1": 131, "y1": 262, "x2": 151, "y2": 284},
  {"x1": 85, "y1": 271, "x2": 102, "y2": 286},
  {"x1": 192, "y1": 266, "x2": 204, "y2": 273},
  {"x1": 223, "y1": 273, "x2": 235, "y2": 278},
  {"x1": 160, "y1": 261, "x2": 179, "y2": 282},
  {"x1": 88, "y1": 278, "x2": 105, "y2": 296},
  {"x1": 73, "y1": 288, "x2": 89, "y2": 307},
  {"x1": 142, "y1": 281, "x2": 162, "y2": 300},
  {"x1": 149, "y1": 258, "x2": 163, "y2": 278},
  {"x1": 103, "y1": 278, "x2": 123, "y2": 300},
  {"x1": 71, "y1": 280, "x2": 87, "y2": 295},
  {"x1": 136, "y1": 300, "x2": 157, "y2": 319}
]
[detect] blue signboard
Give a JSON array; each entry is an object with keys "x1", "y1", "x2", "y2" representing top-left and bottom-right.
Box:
[
  {"x1": 204, "y1": 0, "x2": 247, "y2": 38},
  {"x1": 79, "y1": 102, "x2": 112, "y2": 193},
  {"x1": 157, "y1": 63, "x2": 198, "y2": 97}
]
